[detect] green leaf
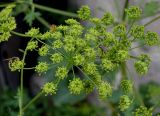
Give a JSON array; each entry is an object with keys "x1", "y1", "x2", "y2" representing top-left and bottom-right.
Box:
[
  {"x1": 24, "y1": 11, "x2": 41, "y2": 26},
  {"x1": 143, "y1": 1, "x2": 160, "y2": 17}
]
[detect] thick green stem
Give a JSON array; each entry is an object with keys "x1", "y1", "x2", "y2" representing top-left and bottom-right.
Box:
[
  {"x1": 121, "y1": 0, "x2": 129, "y2": 79},
  {"x1": 122, "y1": 0, "x2": 129, "y2": 21},
  {"x1": 33, "y1": 3, "x2": 78, "y2": 18},
  {"x1": 0, "y1": 2, "x2": 15, "y2": 7},
  {"x1": 144, "y1": 15, "x2": 160, "y2": 27},
  {"x1": 11, "y1": 31, "x2": 29, "y2": 38},
  {"x1": 19, "y1": 47, "x2": 28, "y2": 116},
  {"x1": 121, "y1": 62, "x2": 127, "y2": 79},
  {"x1": 22, "y1": 91, "x2": 43, "y2": 112}
]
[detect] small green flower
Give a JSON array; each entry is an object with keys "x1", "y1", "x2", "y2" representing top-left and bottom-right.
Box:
[
  {"x1": 51, "y1": 31, "x2": 62, "y2": 40},
  {"x1": 83, "y1": 63, "x2": 97, "y2": 75},
  {"x1": 97, "y1": 81, "x2": 112, "y2": 99},
  {"x1": 41, "y1": 31, "x2": 62, "y2": 40},
  {"x1": 145, "y1": 31, "x2": 159, "y2": 46},
  {"x1": 26, "y1": 40, "x2": 38, "y2": 51},
  {"x1": 65, "y1": 18, "x2": 80, "y2": 25},
  {"x1": 42, "y1": 82, "x2": 57, "y2": 96},
  {"x1": 55, "y1": 67, "x2": 68, "y2": 80},
  {"x1": 89, "y1": 17, "x2": 102, "y2": 24},
  {"x1": 85, "y1": 33, "x2": 97, "y2": 42},
  {"x1": 56, "y1": 25, "x2": 69, "y2": 32},
  {"x1": 68, "y1": 78, "x2": 84, "y2": 94},
  {"x1": 68, "y1": 25, "x2": 84, "y2": 36},
  {"x1": 101, "y1": 59, "x2": 114, "y2": 71},
  {"x1": 101, "y1": 12, "x2": 114, "y2": 25},
  {"x1": 35, "y1": 62, "x2": 49, "y2": 74},
  {"x1": 73, "y1": 54, "x2": 85, "y2": 66},
  {"x1": 113, "y1": 24, "x2": 126, "y2": 37},
  {"x1": 118, "y1": 95, "x2": 132, "y2": 111},
  {"x1": 50, "y1": 53, "x2": 63, "y2": 63},
  {"x1": 117, "y1": 50, "x2": 129, "y2": 61},
  {"x1": 0, "y1": 17, "x2": 16, "y2": 32},
  {"x1": 125, "y1": 6, "x2": 142, "y2": 19},
  {"x1": 77, "y1": 5, "x2": 91, "y2": 20},
  {"x1": 84, "y1": 47, "x2": 96, "y2": 60},
  {"x1": 120, "y1": 80, "x2": 133, "y2": 94},
  {"x1": 52, "y1": 40, "x2": 63, "y2": 49},
  {"x1": 139, "y1": 54, "x2": 151, "y2": 66},
  {"x1": 0, "y1": 5, "x2": 15, "y2": 21},
  {"x1": 25, "y1": 28, "x2": 40, "y2": 37},
  {"x1": 64, "y1": 35, "x2": 75, "y2": 44},
  {"x1": 134, "y1": 54, "x2": 151, "y2": 75},
  {"x1": 131, "y1": 25, "x2": 144, "y2": 39},
  {"x1": 9, "y1": 58, "x2": 24, "y2": 72},
  {"x1": 64, "y1": 43, "x2": 75, "y2": 52},
  {"x1": 40, "y1": 31, "x2": 53, "y2": 40},
  {"x1": 75, "y1": 38, "x2": 86, "y2": 49},
  {"x1": 134, "y1": 106, "x2": 153, "y2": 116},
  {"x1": 38, "y1": 45, "x2": 49, "y2": 56},
  {"x1": 0, "y1": 32, "x2": 11, "y2": 43},
  {"x1": 134, "y1": 61, "x2": 148, "y2": 75}
]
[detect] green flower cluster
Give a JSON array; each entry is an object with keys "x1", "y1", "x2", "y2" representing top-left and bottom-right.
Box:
[
  {"x1": 4, "y1": 4, "x2": 158, "y2": 107},
  {"x1": 118, "y1": 95, "x2": 132, "y2": 111},
  {"x1": 55, "y1": 67, "x2": 68, "y2": 80},
  {"x1": 68, "y1": 78, "x2": 84, "y2": 95},
  {"x1": 145, "y1": 31, "x2": 159, "y2": 46},
  {"x1": 73, "y1": 54, "x2": 85, "y2": 66},
  {"x1": 38, "y1": 45, "x2": 49, "y2": 56},
  {"x1": 134, "y1": 54, "x2": 151, "y2": 75},
  {"x1": 131, "y1": 25, "x2": 144, "y2": 39},
  {"x1": 26, "y1": 40, "x2": 38, "y2": 51},
  {"x1": 0, "y1": 5, "x2": 16, "y2": 42},
  {"x1": 50, "y1": 53, "x2": 63, "y2": 64},
  {"x1": 134, "y1": 106, "x2": 153, "y2": 116},
  {"x1": 42, "y1": 82, "x2": 57, "y2": 96},
  {"x1": 35, "y1": 62, "x2": 49, "y2": 74},
  {"x1": 113, "y1": 24, "x2": 126, "y2": 37},
  {"x1": 97, "y1": 81, "x2": 112, "y2": 99},
  {"x1": 77, "y1": 5, "x2": 91, "y2": 20},
  {"x1": 125, "y1": 6, "x2": 142, "y2": 19},
  {"x1": 9, "y1": 58, "x2": 24, "y2": 72},
  {"x1": 101, "y1": 12, "x2": 114, "y2": 25},
  {"x1": 120, "y1": 80, "x2": 133, "y2": 94},
  {"x1": 30, "y1": 6, "x2": 159, "y2": 99}
]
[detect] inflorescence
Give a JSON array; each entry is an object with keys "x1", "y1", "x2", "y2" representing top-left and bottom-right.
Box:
[{"x1": 1, "y1": 4, "x2": 159, "y2": 113}]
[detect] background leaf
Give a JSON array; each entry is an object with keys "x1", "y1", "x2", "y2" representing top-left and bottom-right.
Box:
[{"x1": 143, "y1": 1, "x2": 160, "y2": 17}]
